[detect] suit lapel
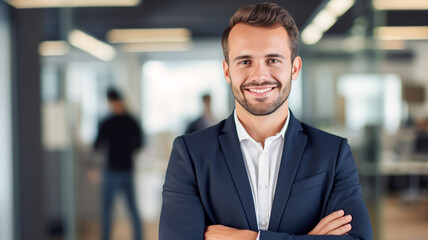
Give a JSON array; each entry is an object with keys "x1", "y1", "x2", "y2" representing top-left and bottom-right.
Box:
[
  {"x1": 269, "y1": 112, "x2": 307, "y2": 231},
  {"x1": 218, "y1": 115, "x2": 258, "y2": 231}
]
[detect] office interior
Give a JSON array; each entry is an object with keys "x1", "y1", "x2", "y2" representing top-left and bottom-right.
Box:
[{"x1": 1, "y1": 0, "x2": 428, "y2": 239}]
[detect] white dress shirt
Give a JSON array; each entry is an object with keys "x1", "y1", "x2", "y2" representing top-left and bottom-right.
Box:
[{"x1": 234, "y1": 109, "x2": 290, "y2": 236}]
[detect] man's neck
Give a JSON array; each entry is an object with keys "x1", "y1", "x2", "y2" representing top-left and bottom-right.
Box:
[{"x1": 236, "y1": 102, "x2": 289, "y2": 145}]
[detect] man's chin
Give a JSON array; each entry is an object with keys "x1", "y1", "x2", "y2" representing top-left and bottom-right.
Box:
[
  {"x1": 242, "y1": 98, "x2": 288, "y2": 116},
  {"x1": 245, "y1": 106, "x2": 277, "y2": 116},
  {"x1": 250, "y1": 110, "x2": 276, "y2": 116}
]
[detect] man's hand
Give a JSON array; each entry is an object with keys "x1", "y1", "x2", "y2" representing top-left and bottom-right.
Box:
[
  {"x1": 204, "y1": 210, "x2": 351, "y2": 239},
  {"x1": 205, "y1": 225, "x2": 258, "y2": 240},
  {"x1": 308, "y1": 210, "x2": 352, "y2": 235}
]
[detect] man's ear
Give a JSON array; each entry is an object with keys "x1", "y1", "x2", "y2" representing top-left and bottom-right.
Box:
[
  {"x1": 223, "y1": 60, "x2": 231, "y2": 84},
  {"x1": 291, "y1": 56, "x2": 302, "y2": 81}
]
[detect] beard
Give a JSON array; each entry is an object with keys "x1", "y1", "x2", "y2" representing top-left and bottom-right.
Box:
[{"x1": 230, "y1": 74, "x2": 292, "y2": 116}]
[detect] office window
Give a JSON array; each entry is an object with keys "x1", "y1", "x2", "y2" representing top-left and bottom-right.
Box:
[
  {"x1": 338, "y1": 74, "x2": 402, "y2": 134},
  {"x1": 142, "y1": 60, "x2": 228, "y2": 135}
]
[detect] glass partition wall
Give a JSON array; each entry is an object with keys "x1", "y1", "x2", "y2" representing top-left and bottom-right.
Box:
[
  {"x1": 300, "y1": 1, "x2": 386, "y2": 238},
  {"x1": 0, "y1": 2, "x2": 13, "y2": 240},
  {"x1": 300, "y1": 1, "x2": 428, "y2": 240}
]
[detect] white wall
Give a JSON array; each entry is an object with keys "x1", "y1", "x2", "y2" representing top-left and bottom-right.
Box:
[{"x1": 0, "y1": 3, "x2": 13, "y2": 240}]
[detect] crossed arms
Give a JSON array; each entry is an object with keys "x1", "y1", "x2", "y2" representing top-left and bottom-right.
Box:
[
  {"x1": 160, "y1": 136, "x2": 373, "y2": 240},
  {"x1": 205, "y1": 209, "x2": 352, "y2": 239}
]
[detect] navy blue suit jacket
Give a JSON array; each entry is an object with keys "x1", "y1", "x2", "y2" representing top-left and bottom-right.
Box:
[{"x1": 160, "y1": 111, "x2": 373, "y2": 240}]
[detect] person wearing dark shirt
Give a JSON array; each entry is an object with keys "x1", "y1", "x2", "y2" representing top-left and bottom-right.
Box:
[
  {"x1": 94, "y1": 88, "x2": 144, "y2": 240},
  {"x1": 185, "y1": 94, "x2": 216, "y2": 134}
]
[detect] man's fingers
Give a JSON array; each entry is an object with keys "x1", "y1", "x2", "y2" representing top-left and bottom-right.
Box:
[
  {"x1": 309, "y1": 210, "x2": 345, "y2": 234},
  {"x1": 308, "y1": 210, "x2": 353, "y2": 235},
  {"x1": 321, "y1": 210, "x2": 345, "y2": 223},
  {"x1": 321, "y1": 214, "x2": 352, "y2": 234},
  {"x1": 204, "y1": 225, "x2": 225, "y2": 239},
  {"x1": 327, "y1": 223, "x2": 352, "y2": 235},
  {"x1": 205, "y1": 225, "x2": 258, "y2": 240}
]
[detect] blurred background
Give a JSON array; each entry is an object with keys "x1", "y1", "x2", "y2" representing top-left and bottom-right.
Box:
[{"x1": 1, "y1": 0, "x2": 428, "y2": 239}]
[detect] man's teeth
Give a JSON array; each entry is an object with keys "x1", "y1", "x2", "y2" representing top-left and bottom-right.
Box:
[{"x1": 248, "y1": 88, "x2": 272, "y2": 93}]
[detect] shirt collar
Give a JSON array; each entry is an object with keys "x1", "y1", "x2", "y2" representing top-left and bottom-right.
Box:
[{"x1": 234, "y1": 108, "x2": 290, "y2": 142}]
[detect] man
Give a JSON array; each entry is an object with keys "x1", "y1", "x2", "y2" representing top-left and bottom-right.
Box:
[
  {"x1": 94, "y1": 88, "x2": 144, "y2": 240},
  {"x1": 185, "y1": 93, "x2": 216, "y2": 134},
  {"x1": 160, "y1": 2, "x2": 373, "y2": 240}
]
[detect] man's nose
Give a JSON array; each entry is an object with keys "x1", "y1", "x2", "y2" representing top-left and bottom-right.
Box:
[{"x1": 249, "y1": 62, "x2": 269, "y2": 81}]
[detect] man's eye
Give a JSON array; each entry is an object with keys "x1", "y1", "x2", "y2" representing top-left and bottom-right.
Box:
[
  {"x1": 240, "y1": 60, "x2": 250, "y2": 65},
  {"x1": 268, "y1": 59, "x2": 279, "y2": 63}
]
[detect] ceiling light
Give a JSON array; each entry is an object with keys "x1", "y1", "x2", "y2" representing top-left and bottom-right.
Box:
[
  {"x1": 373, "y1": 0, "x2": 428, "y2": 10},
  {"x1": 38, "y1": 41, "x2": 70, "y2": 56},
  {"x1": 312, "y1": 9, "x2": 337, "y2": 32},
  {"x1": 6, "y1": 0, "x2": 140, "y2": 8},
  {"x1": 301, "y1": 24, "x2": 323, "y2": 45},
  {"x1": 375, "y1": 26, "x2": 428, "y2": 40},
  {"x1": 107, "y1": 28, "x2": 192, "y2": 43},
  {"x1": 68, "y1": 30, "x2": 116, "y2": 61},
  {"x1": 301, "y1": 0, "x2": 355, "y2": 45},
  {"x1": 326, "y1": 0, "x2": 355, "y2": 16},
  {"x1": 122, "y1": 42, "x2": 192, "y2": 52}
]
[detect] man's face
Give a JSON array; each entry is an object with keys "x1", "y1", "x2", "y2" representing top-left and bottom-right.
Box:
[{"x1": 223, "y1": 23, "x2": 301, "y2": 116}]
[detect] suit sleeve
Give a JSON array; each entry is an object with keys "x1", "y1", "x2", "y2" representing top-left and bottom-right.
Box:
[
  {"x1": 259, "y1": 139, "x2": 373, "y2": 240},
  {"x1": 159, "y1": 136, "x2": 205, "y2": 240}
]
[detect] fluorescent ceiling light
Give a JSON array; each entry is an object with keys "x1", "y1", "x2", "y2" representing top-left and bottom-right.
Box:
[
  {"x1": 301, "y1": 0, "x2": 355, "y2": 45},
  {"x1": 6, "y1": 0, "x2": 140, "y2": 8},
  {"x1": 375, "y1": 26, "x2": 428, "y2": 40},
  {"x1": 68, "y1": 30, "x2": 116, "y2": 61},
  {"x1": 107, "y1": 28, "x2": 192, "y2": 43},
  {"x1": 326, "y1": 0, "x2": 355, "y2": 16},
  {"x1": 38, "y1": 41, "x2": 70, "y2": 56},
  {"x1": 312, "y1": 9, "x2": 337, "y2": 32},
  {"x1": 373, "y1": 0, "x2": 428, "y2": 10},
  {"x1": 301, "y1": 24, "x2": 323, "y2": 45},
  {"x1": 122, "y1": 42, "x2": 192, "y2": 52}
]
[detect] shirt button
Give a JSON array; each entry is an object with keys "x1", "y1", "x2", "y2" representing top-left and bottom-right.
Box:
[
  {"x1": 261, "y1": 220, "x2": 268, "y2": 227},
  {"x1": 260, "y1": 184, "x2": 267, "y2": 190}
]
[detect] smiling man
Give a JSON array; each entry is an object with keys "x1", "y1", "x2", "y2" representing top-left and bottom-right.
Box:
[{"x1": 159, "y1": 2, "x2": 373, "y2": 240}]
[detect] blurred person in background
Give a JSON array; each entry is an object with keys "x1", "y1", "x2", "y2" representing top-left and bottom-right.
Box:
[
  {"x1": 94, "y1": 88, "x2": 144, "y2": 240},
  {"x1": 185, "y1": 93, "x2": 216, "y2": 134},
  {"x1": 160, "y1": 2, "x2": 373, "y2": 240}
]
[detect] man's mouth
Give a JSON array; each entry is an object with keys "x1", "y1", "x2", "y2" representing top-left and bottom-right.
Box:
[
  {"x1": 247, "y1": 87, "x2": 274, "y2": 93},
  {"x1": 244, "y1": 84, "x2": 278, "y2": 96}
]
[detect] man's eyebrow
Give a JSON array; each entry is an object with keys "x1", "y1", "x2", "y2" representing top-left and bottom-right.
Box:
[
  {"x1": 266, "y1": 53, "x2": 287, "y2": 60},
  {"x1": 232, "y1": 55, "x2": 253, "y2": 63}
]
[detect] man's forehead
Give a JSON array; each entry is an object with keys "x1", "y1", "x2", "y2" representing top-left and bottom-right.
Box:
[
  {"x1": 229, "y1": 23, "x2": 288, "y2": 35},
  {"x1": 228, "y1": 23, "x2": 290, "y2": 44},
  {"x1": 227, "y1": 23, "x2": 291, "y2": 56}
]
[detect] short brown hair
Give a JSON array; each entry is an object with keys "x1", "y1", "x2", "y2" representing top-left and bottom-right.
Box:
[{"x1": 221, "y1": 2, "x2": 299, "y2": 63}]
